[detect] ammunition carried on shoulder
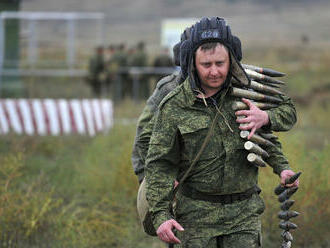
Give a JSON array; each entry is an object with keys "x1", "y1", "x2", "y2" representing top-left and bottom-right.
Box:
[
  {"x1": 279, "y1": 221, "x2": 298, "y2": 231},
  {"x1": 242, "y1": 64, "x2": 286, "y2": 77},
  {"x1": 232, "y1": 78, "x2": 284, "y2": 95},
  {"x1": 231, "y1": 87, "x2": 283, "y2": 103},
  {"x1": 244, "y1": 141, "x2": 269, "y2": 158},
  {"x1": 281, "y1": 241, "x2": 292, "y2": 248},
  {"x1": 240, "y1": 131, "x2": 276, "y2": 147},
  {"x1": 263, "y1": 82, "x2": 282, "y2": 89},
  {"x1": 258, "y1": 132, "x2": 278, "y2": 140},
  {"x1": 281, "y1": 231, "x2": 293, "y2": 242},
  {"x1": 280, "y1": 200, "x2": 295, "y2": 211},
  {"x1": 247, "y1": 153, "x2": 267, "y2": 167},
  {"x1": 274, "y1": 172, "x2": 302, "y2": 195},
  {"x1": 278, "y1": 187, "x2": 299, "y2": 202},
  {"x1": 245, "y1": 68, "x2": 286, "y2": 85},
  {"x1": 278, "y1": 211, "x2": 300, "y2": 221},
  {"x1": 237, "y1": 115, "x2": 250, "y2": 128},
  {"x1": 285, "y1": 172, "x2": 302, "y2": 185},
  {"x1": 232, "y1": 101, "x2": 278, "y2": 111}
]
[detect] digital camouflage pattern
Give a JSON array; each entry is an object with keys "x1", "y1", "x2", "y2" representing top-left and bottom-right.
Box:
[
  {"x1": 176, "y1": 216, "x2": 262, "y2": 247},
  {"x1": 144, "y1": 79, "x2": 294, "y2": 245},
  {"x1": 264, "y1": 94, "x2": 296, "y2": 132},
  {"x1": 132, "y1": 71, "x2": 181, "y2": 182},
  {"x1": 132, "y1": 75, "x2": 296, "y2": 182}
]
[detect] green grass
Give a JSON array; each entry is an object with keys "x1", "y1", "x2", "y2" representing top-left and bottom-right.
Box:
[
  {"x1": 1, "y1": 101, "x2": 329, "y2": 247},
  {"x1": 0, "y1": 127, "x2": 165, "y2": 248}
]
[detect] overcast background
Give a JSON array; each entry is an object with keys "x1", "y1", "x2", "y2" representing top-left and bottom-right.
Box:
[{"x1": 21, "y1": 0, "x2": 330, "y2": 51}]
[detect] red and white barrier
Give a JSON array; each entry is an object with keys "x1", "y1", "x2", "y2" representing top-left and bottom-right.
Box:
[{"x1": 0, "y1": 99, "x2": 113, "y2": 136}]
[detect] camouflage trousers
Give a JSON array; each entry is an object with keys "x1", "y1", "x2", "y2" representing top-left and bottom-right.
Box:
[
  {"x1": 175, "y1": 229, "x2": 261, "y2": 248},
  {"x1": 171, "y1": 193, "x2": 264, "y2": 247}
]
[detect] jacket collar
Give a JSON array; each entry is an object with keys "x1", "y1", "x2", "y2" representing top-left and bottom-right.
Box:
[{"x1": 182, "y1": 78, "x2": 231, "y2": 107}]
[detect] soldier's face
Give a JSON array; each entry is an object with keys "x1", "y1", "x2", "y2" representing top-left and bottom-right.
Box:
[{"x1": 195, "y1": 44, "x2": 230, "y2": 96}]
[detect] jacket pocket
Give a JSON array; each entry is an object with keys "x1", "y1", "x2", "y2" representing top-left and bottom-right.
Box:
[{"x1": 178, "y1": 117, "x2": 217, "y2": 160}]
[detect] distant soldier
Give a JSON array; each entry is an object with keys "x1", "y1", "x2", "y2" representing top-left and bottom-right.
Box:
[
  {"x1": 104, "y1": 45, "x2": 116, "y2": 97},
  {"x1": 132, "y1": 28, "x2": 191, "y2": 183},
  {"x1": 111, "y1": 43, "x2": 129, "y2": 99},
  {"x1": 152, "y1": 47, "x2": 175, "y2": 85},
  {"x1": 87, "y1": 46, "x2": 105, "y2": 97},
  {"x1": 129, "y1": 41, "x2": 149, "y2": 100}
]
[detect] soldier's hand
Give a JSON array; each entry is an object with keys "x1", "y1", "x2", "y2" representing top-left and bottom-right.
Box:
[
  {"x1": 280, "y1": 170, "x2": 300, "y2": 187},
  {"x1": 157, "y1": 219, "x2": 184, "y2": 244},
  {"x1": 235, "y1": 98, "x2": 269, "y2": 139}
]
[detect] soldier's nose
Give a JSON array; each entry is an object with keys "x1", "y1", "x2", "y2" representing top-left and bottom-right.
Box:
[{"x1": 209, "y1": 66, "x2": 218, "y2": 76}]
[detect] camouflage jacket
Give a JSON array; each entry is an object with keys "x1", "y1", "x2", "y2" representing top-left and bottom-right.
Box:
[
  {"x1": 131, "y1": 71, "x2": 181, "y2": 182},
  {"x1": 145, "y1": 79, "x2": 292, "y2": 230},
  {"x1": 132, "y1": 74, "x2": 296, "y2": 182}
]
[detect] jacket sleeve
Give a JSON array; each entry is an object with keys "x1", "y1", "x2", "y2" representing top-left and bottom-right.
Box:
[
  {"x1": 131, "y1": 104, "x2": 154, "y2": 182},
  {"x1": 131, "y1": 75, "x2": 178, "y2": 182},
  {"x1": 265, "y1": 94, "x2": 297, "y2": 132},
  {"x1": 264, "y1": 136, "x2": 291, "y2": 176},
  {"x1": 145, "y1": 103, "x2": 181, "y2": 230}
]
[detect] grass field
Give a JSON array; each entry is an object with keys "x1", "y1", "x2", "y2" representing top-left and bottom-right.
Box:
[{"x1": 1, "y1": 45, "x2": 330, "y2": 247}]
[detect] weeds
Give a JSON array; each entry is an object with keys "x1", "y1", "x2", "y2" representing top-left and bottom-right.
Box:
[{"x1": 1, "y1": 45, "x2": 330, "y2": 247}]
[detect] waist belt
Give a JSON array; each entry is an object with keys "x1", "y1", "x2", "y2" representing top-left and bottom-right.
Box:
[{"x1": 181, "y1": 184, "x2": 261, "y2": 204}]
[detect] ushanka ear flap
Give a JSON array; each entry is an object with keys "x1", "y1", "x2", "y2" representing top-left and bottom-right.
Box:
[
  {"x1": 179, "y1": 39, "x2": 193, "y2": 80},
  {"x1": 173, "y1": 42, "x2": 181, "y2": 66},
  {"x1": 232, "y1": 35, "x2": 242, "y2": 62},
  {"x1": 230, "y1": 51, "x2": 250, "y2": 86}
]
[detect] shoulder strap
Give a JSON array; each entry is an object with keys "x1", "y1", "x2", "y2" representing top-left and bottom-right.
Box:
[
  {"x1": 172, "y1": 85, "x2": 230, "y2": 199},
  {"x1": 172, "y1": 110, "x2": 220, "y2": 198}
]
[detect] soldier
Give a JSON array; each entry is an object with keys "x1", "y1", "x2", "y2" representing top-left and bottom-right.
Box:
[
  {"x1": 104, "y1": 45, "x2": 116, "y2": 96},
  {"x1": 132, "y1": 27, "x2": 192, "y2": 183},
  {"x1": 152, "y1": 47, "x2": 175, "y2": 84},
  {"x1": 111, "y1": 43, "x2": 129, "y2": 99},
  {"x1": 87, "y1": 46, "x2": 106, "y2": 97},
  {"x1": 132, "y1": 25, "x2": 295, "y2": 186},
  {"x1": 144, "y1": 17, "x2": 299, "y2": 247},
  {"x1": 128, "y1": 41, "x2": 149, "y2": 100}
]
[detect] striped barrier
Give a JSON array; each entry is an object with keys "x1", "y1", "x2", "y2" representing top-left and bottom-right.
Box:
[{"x1": 0, "y1": 99, "x2": 113, "y2": 136}]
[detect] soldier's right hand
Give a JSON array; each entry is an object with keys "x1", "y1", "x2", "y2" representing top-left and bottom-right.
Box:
[{"x1": 157, "y1": 219, "x2": 184, "y2": 244}]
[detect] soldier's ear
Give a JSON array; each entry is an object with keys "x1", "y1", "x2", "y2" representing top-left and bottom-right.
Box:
[{"x1": 179, "y1": 40, "x2": 193, "y2": 79}]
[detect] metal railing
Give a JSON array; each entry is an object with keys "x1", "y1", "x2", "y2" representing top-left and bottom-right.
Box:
[{"x1": 0, "y1": 66, "x2": 178, "y2": 100}]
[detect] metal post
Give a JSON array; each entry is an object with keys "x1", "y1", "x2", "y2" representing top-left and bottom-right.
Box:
[
  {"x1": 28, "y1": 19, "x2": 37, "y2": 67},
  {"x1": 0, "y1": 16, "x2": 4, "y2": 95},
  {"x1": 66, "y1": 18, "x2": 76, "y2": 71}
]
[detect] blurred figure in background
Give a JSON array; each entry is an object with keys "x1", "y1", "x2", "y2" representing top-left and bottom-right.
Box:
[
  {"x1": 86, "y1": 46, "x2": 106, "y2": 97},
  {"x1": 131, "y1": 26, "x2": 192, "y2": 183},
  {"x1": 104, "y1": 45, "x2": 116, "y2": 96},
  {"x1": 111, "y1": 43, "x2": 129, "y2": 99},
  {"x1": 152, "y1": 47, "x2": 175, "y2": 87},
  {"x1": 128, "y1": 41, "x2": 149, "y2": 100}
]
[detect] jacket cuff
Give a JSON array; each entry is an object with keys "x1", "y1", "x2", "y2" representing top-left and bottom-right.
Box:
[
  {"x1": 273, "y1": 163, "x2": 291, "y2": 177},
  {"x1": 152, "y1": 211, "x2": 172, "y2": 231},
  {"x1": 265, "y1": 109, "x2": 275, "y2": 130}
]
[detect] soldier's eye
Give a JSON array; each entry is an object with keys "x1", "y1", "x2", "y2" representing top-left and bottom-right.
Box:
[{"x1": 202, "y1": 63, "x2": 211, "y2": 68}]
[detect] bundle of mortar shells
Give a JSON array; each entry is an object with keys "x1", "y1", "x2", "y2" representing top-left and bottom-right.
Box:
[
  {"x1": 231, "y1": 63, "x2": 285, "y2": 169},
  {"x1": 231, "y1": 64, "x2": 301, "y2": 247}
]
